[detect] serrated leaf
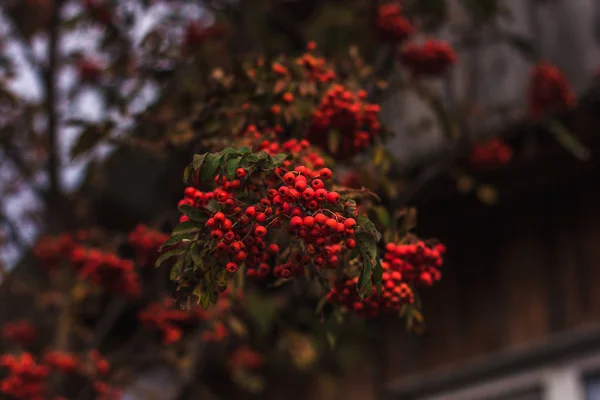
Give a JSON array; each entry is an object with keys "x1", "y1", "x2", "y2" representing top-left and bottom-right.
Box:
[
  {"x1": 356, "y1": 232, "x2": 381, "y2": 298},
  {"x1": 199, "y1": 154, "x2": 223, "y2": 181},
  {"x1": 270, "y1": 152, "x2": 290, "y2": 166},
  {"x1": 192, "y1": 153, "x2": 208, "y2": 171},
  {"x1": 226, "y1": 156, "x2": 242, "y2": 180},
  {"x1": 155, "y1": 248, "x2": 186, "y2": 268},
  {"x1": 357, "y1": 216, "x2": 382, "y2": 241},
  {"x1": 178, "y1": 205, "x2": 207, "y2": 222},
  {"x1": 169, "y1": 256, "x2": 184, "y2": 280}
]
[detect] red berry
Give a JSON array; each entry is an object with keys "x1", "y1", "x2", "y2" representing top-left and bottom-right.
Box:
[
  {"x1": 256, "y1": 213, "x2": 266, "y2": 223},
  {"x1": 344, "y1": 218, "x2": 356, "y2": 229},
  {"x1": 326, "y1": 192, "x2": 341, "y2": 204},
  {"x1": 314, "y1": 213, "x2": 327, "y2": 225},
  {"x1": 222, "y1": 219, "x2": 233, "y2": 230},
  {"x1": 294, "y1": 180, "x2": 307, "y2": 191},
  {"x1": 254, "y1": 225, "x2": 267, "y2": 237},
  {"x1": 283, "y1": 172, "x2": 296, "y2": 185},
  {"x1": 314, "y1": 189, "x2": 328, "y2": 202},
  {"x1": 346, "y1": 239, "x2": 356, "y2": 249},
  {"x1": 211, "y1": 229, "x2": 224, "y2": 239},
  {"x1": 226, "y1": 262, "x2": 238, "y2": 273},
  {"x1": 214, "y1": 212, "x2": 225, "y2": 222},
  {"x1": 319, "y1": 168, "x2": 332, "y2": 180},
  {"x1": 302, "y1": 187, "x2": 314, "y2": 200},
  {"x1": 235, "y1": 251, "x2": 247, "y2": 261},
  {"x1": 311, "y1": 179, "x2": 324, "y2": 189},
  {"x1": 290, "y1": 216, "x2": 303, "y2": 229},
  {"x1": 268, "y1": 244, "x2": 279, "y2": 254},
  {"x1": 236, "y1": 168, "x2": 247, "y2": 178},
  {"x1": 303, "y1": 216, "x2": 315, "y2": 227},
  {"x1": 326, "y1": 219, "x2": 338, "y2": 230},
  {"x1": 246, "y1": 206, "x2": 257, "y2": 217},
  {"x1": 184, "y1": 187, "x2": 196, "y2": 198}
]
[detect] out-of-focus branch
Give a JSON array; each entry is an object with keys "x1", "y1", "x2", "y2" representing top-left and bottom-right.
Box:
[
  {"x1": 174, "y1": 327, "x2": 207, "y2": 400},
  {"x1": 45, "y1": 0, "x2": 65, "y2": 203}
]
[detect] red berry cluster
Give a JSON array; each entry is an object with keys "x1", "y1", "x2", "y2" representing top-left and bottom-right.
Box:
[
  {"x1": 128, "y1": 224, "x2": 169, "y2": 267},
  {"x1": 384, "y1": 241, "x2": 445, "y2": 287},
  {"x1": 295, "y1": 45, "x2": 336, "y2": 83},
  {"x1": 202, "y1": 321, "x2": 229, "y2": 342},
  {"x1": 138, "y1": 299, "x2": 199, "y2": 345},
  {"x1": 0, "y1": 353, "x2": 49, "y2": 400},
  {"x1": 469, "y1": 138, "x2": 513, "y2": 168},
  {"x1": 88, "y1": 350, "x2": 110, "y2": 376},
  {"x1": 70, "y1": 247, "x2": 141, "y2": 298},
  {"x1": 376, "y1": 3, "x2": 414, "y2": 43},
  {"x1": 2, "y1": 320, "x2": 37, "y2": 346},
  {"x1": 528, "y1": 61, "x2": 576, "y2": 120},
  {"x1": 43, "y1": 351, "x2": 79, "y2": 374},
  {"x1": 228, "y1": 346, "x2": 264, "y2": 372},
  {"x1": 309, "y1": 84, "x2": 382, "y2": 157},
  {"x1": 327, "y1": 240, "x2": 445, "y2": 317},
  {"x1": 327, "y1": 276, "x2": 414, "y2": 318},
  {"x1": 399, "y1": 39, "x2": 457, "y2": 77},
  {"x1": 33, "y1": 234, "x2": 74, "y2": 271}
]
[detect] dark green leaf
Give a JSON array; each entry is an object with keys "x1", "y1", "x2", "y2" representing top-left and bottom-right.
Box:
[
  {"x1": 357, "y1": 215, "x2": 382, "y2": 241},
  {"x1": 237, "y1": 146, "x2": 252, "y2": 154},
  {"x1": 226, "y1": 156, "x2": 242, "y2": 180},
  {"x1": 192, "y1": 153, "x2": 208, "y2": 171},
  {"x1": 270, "y1": 152, "x2": 290, "y2": 166},
  {"x1": 356, "y1": 232, "x2": 381, "y2": 298},
  {"x1": 169, "y1": 256, "x2": 185, "y2": 280},
  {"x1": 155, "y1": 247, "x2": 186, "y2": 268},
  {"x1": 172, "y1": 220, "x2": 202, "y2": 235},
  {"x1": 183, "y1": 165, "x2": 194, "y2": 184},
  {"x1": 178, "y1": 205, "x2": 207, "y2": 222},
  {"x1": 160, "y1": 232, "x2": 194, "y2": 251},
  {"x1": 199, "y1": 153, "x2": 223, "y2": 181}
]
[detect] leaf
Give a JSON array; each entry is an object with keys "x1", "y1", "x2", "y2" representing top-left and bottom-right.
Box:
[
  {"x1": 356, "y1": 232, "x2": 382, "y2": 298},
  {"x1": 226, "y1": 156, "x2": 241, "y2": 180},
  {"x1": 172, "y1": 220, "x2": 202, "y2": 235},
  {"x1": 546, "y1": 120, "x2": 591, "y2": 161},
  {"x1": 70, "y1": 126, "x2": 104, "y2": 159},
  {"x1": 183, "y1": 165, "x2": 194, "y2": 184},
  {"x1": 315, "y1": 295, "x2": 329, "y2": 315},
  {"x1": 160, "y1": 233, "x2": 193, "y2": 251},
  {"x1": 216, "y1": 268, "x2": 228, "y2": 291},
  {"x1": 178, "y1": 205, "x2": 207, "y2": 222},
  {"x1": 199, "y1": 154, "x2": 223, "y2": 181},
  {"x1": 326, "y1": 330, "x2": 337, "y2": 349},
  {"x1": 270, "y1": 152, "x2": 290, "y2": 166},
  {"x1": 189, "y1": 244, "x2": 203, "y2": 270},
  {"x1": 375, "y1": 207, "x2": 391, "y2": 228},
  {"x1": 357, "y1": 216, "x2": 382, "y2": 241},
  {"x1": 192, "y1": 153, "x2": 208, "y2": 171},
  {"x1": 155, "y1": 248, "x2": 186, "y2": 268},
  {"x1": 237, "y1": 146, "x2": 252, "y2": 154},
  {"x1": 169, "y1": 256, "x2": 185, "y2": 280},
  {"x1": 193, "y1": 284, "x2": 204, "y2": 305},
  {"x1": 328, "y1": 129, "x2": 341, "y2": 154}
]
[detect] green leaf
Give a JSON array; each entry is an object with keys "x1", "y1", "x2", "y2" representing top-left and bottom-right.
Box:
[
  {"x1": 216, "y1": 268, "x2": 228, "y2": 292},
  {"x1": 178, "y1": 205, "x2": 207, "y2": 222},
  {"x1": 226, "y1": 156, "x2": 242, "y2": 180},
  {"x1": 172, "y1": 220, "x2": 202, "y2": 235},
  {"x1": 183, "y1": 165, "x2": 194, "y2": 184},
  {"x1": 193, "y1": 284, "x2": 204, "y2": 305},
  {"x1": 160, "y1": 233, "x2": 194, "y2": 251},
  {"x1": 189, "y1": 244, "x2": 204, "y2": 270},
  {"x1": 356, "y1": 232, "x2": 382, "y2": 298},
  {"x1": 199, "y1": 153, "x2": 223, "y2": 181},
  {"x1": 315, "y1": 295, "x2": 329, "y2": 315},
  {"x1": 192, "y1": 153, "x2": 208, "y2": 171},
  {"x1": 270, "y1": 152, "x2": 290, "y2": 166},
  {"x1": 375, "y1": 207, "x2": 391, "y2": 228},
  {"x1": 155, "y1": 247, "x2": 186, "y2": 268},
  {"x1": 357, "y1": 216, "x2": 382, "y2": 241},
  {"x1": 169, "y1": 256, "x2": 185, "y2": 280},
  {"x1": 326, "y1": 330, "x2": 337, "y2": 349},
  {"x1": 237, "y1": 146, "x2": 252, "y2": 154}
]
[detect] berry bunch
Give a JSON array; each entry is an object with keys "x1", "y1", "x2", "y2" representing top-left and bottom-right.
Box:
[
  {"x1": 309, "y1": 84, "x2": 382, "y2": 157},
  {"x1": 33, "y1": 234, "x2": 74, "y2": 271},
  {"x1": 376, "y1": 3, "x2": 414, "y2": 43},
  {"x1": 138, "y1": 299, "x2": 199, "y2": 345},
  {"x1": 295, "y1": 46, "x2": 336, "y2": 83},
  {"x1": 528, "y1": 61, "x2": 576, "y2": 120},
  {"x1": 384, "y1": 241, "x2": 445, "y2": 287},
  {"x1": 228, "y1": 346, "x2": 264, "y2": 372},
  {"x1": 0, "y1": 353, "x2": 49, "y2": 400},
  {"x1": 469, "y1": 138, "x2": 513, "y2": 168},
  {"x1": 70, "y1": 247, "x2": 141, "y2": 298},
  {"x1": 88, "y1": 350, "x2": 110, "y2": 375},
  {"x1": 43, "y1": 351, "x2": 79, "y2": 374},
  {"x1": 399, "y1": 39, "x2": 457, "y2": 77},
  {"x1": 128, "y1": 224, "x2": 169, "y2": 267},
  {"x1": 2, "y1": 320, "x2": 37, "y2": 346}
]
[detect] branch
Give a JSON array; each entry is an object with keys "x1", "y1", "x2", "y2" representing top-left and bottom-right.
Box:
[{"x1": 174, "y1": 327, "x2": 207, "y2": 400}]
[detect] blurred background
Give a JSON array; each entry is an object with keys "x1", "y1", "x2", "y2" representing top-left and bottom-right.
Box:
[{"x1": 1, "y1": 0, "x2": 600, "y2": 399}]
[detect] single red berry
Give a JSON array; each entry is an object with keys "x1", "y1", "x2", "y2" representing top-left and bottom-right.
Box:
[
  {"x1": 211, "y1": 229, "x2": 224, "y2": 239},
  {"x1": 235, "y1": 251, "x2": 247, "y2": 261},
  {"x1": 326, "y1": 192, "x2": 341, "y2": 204},
  {"x1": 314, "y1": 213, "x2": 327, "y2": 225},
  {"x1": 254, "y1": 225, "x2": 267, "y2": 237},
  {"x1": 326, "y1": 219, "x2": 338, "y2": 230},
  {"x1": 303, "y1": 216, "x2": 315, "y2": 227},
  {"x1": 283, "y1": 172, "x2": 296, "y2": 185},
  {"x1": 311, "y1": 179, "x2": 324, "y2": 189},
  {"x1": 319, "y1": 168, "x2": 333, "y2": 180},
  {"x1": 268, "y1": 244, "x2": 279, "y2": 254},
  {"x1": 184, "y1": 187, "x2": 196, "y2": 198},
  {"x1": 236, "y1": 168, "x2": 247, "y2": 178},
  {"x1": 290, "y1": 216, "x2": 303, "y2": 229},
  {"x1": 256, "y1": 213, "x2": 266, "y2": 223},
  {"x1": 314, "y1": 189, "x2": 328, "y2": 202},
  {"x1": 346, "y1": 238, "x2": 356, "y2": 249},
  {"x1": 179, "y1": 215, "x2": 189, "y2": 223},
  {"x1": 294, "y1": 180, "x2": 307, "y2": 191},
  {"x1": 246, "y1": 206, "x2": 257, "y2": 217},
  {"x1": 344, "y1": 218, "x2": 357, "y2": 229},
  {"x1": 222, "y1": 219, "x2": 233, "y2": 230},
  {"x1": 226, "y1": 262, "x2": 238, "y2": 273},
  {"x1": 214, "y1": 212, "x2": 226, "y2": 222}
]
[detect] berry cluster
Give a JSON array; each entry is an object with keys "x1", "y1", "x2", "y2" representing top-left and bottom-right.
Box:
[
  {"x1": 399, "y1": 39, "x2": 457, "y2": 77},
  {"x1": 295, "y1": 46, "x2": 336, "y2": 83},
  {"x1": 128, "y1": 224, "x2": 169, "y2": 267},
  {"x1": 376, "y1": 3, "x2": 414, "y2": 43},
  {"x1": 0, "y1": 353, "x2": 48, "y2": 400},
  {"x1": 43, "y1": 351, "x2": 79, "y2": 374},
  {"x1": 469, "y1": 138, "x2": 513, "y2": 168},
  {"x1": 228, "y1": 346, "x2": 264, "y2": 372},
  {"x1": 2, "y1": 320, "x2": 37, "y2": 346},
  {"x1": 327, "y1": 240, "x2": 445, "y2": 317},
  {"x1": 138, "y1": 299, "x2": 200, "y2": 345},
  {"x1": 528, "y1": 61, "x2": 576, "y2": 120},
  {"x1": 70, "y1": 246, "x2": 141, "y2": 298},
  {"x1": 309, "y1": 84, "x2": 382, "y2": 157},
  {"x1": 33, "y1": 234, "x2": 74, "y2": 271}
]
